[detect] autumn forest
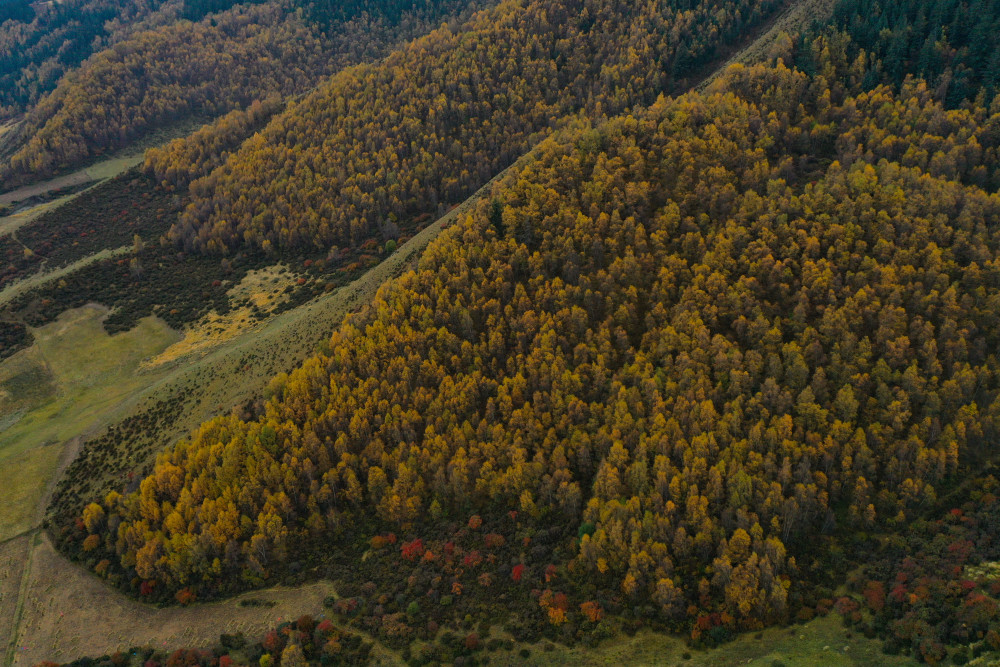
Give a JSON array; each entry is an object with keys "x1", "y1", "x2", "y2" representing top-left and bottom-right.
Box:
[{"x1": 4, "y1": 0, "x2": 1000, "y2": 664}]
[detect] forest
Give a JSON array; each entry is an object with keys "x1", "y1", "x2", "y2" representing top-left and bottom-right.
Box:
[
  {"x1": 56, "y1": 27, "x2": 1000, "y2": 654},
  {"x1": 0, "y1": 0, "x2": 175, "y2": 119},
  {"x1": 6, "y1": 0, "x2": 1000, "y2": 661},
  {"x1": 823, "y1": 0, "x2": 1000, "y2": 105},
  {"x1": 166, "y1": 0, "x2": 783, "y2": 254},
  {"x1": 0, "y1": 0, "x2": 483, "y2": 188}
]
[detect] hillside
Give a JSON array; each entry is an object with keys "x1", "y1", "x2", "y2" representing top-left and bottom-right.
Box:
[
  {"x1": 5, "y1": 0, "x2": 1000, "y2": 663},
  {"x1": 59, "y1": 45, "x2": 1000, "y2": 662},
  {"x1": 168, "y1": 0, "x2": 784, "y2": 254},
  {"x1": 0, "y1": 0, "x2": 483, "y2": 188}
]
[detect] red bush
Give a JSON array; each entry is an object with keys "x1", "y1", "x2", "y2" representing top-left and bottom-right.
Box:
[
  {"x1": 297, "y1": 614, "x2": 316, "y2": 634},
  {"x1": 175, "y1": 588, "x2": 196, "y2": 605},
  {"x1": 861, "y1": 580, "x2": 885, "y2": 612},
  {"x1": 262, "y1": 629, "x2": 285, "y2": 653},
  {"x1": 484, "y1": 533, "x2": 505, "y2": 549},
  {"x1": 401, "y1": 538, "x2": 425, "y2": 561},
  {"x1": 580, "y1": 600, "x2": 604, "y2": 623}
]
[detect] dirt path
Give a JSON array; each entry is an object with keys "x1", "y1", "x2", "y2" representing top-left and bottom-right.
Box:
[
  {"x1": 2, "y1": 0, "x2": 827, "y2": 661},
  {"x1": 1, "y1": 536, "x2": 32, "y2": 667},
  {"x1": 9, "y1": 535, "x2": 338, "y2": 666},
  {"x1": 2, "y1": 432, "x2": 89, "y2": 666}
]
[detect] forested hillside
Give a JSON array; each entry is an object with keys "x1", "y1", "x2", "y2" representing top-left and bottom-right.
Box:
[
  {"x1": 143, "y1": 96, "x2": 284, "y2": 189},
  {"x1": 60, "y1": 37, "x2": 1000, "y2": 650},
  {"x1": 1, "y1": 0, "x2": 480, "y2": 188},
  {"x1": 823, "y1": 0, "x2": 1000, "y2": 105},
  {"x1": 167, "y1": 0, "x2": 784, "y2": 254},
  {"x1": 0, "y1": 0, "x2": 176, "y2": 119},
  {"x1": 9, "y1": 0, "x2": 1000, "y2": 661}
]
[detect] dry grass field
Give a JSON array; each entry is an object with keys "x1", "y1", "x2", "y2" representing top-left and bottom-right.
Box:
[
  {"x1": 10, "y1": 535, "x2": 339, "y2": 666},
  {"x1": 0, "y1": 536, "x2": 31, "y2": 661},
  {"x1": 146, "y1": 265, "x2": 301, "y2": 367}
]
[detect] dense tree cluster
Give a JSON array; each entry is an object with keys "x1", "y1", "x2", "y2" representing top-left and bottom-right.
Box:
[
  {"x1": 2, "y1": 0, "x2": 481, "y2": 188},
  {"x1": 143, "y1": 96, "x2": 284, "y2": 189},
  {"x1": 839, "y1": 475, "x2": 1000, "y2": 663},
  {"x1": 70, "y1": 56, "x2": 1000, "y2": 639},
  {"x1": 4, "y1": 3, "x2": 325, "y2": 187},
  {"x1": 823, "y1": 0, "x2": 1000, "y2": 106},
  {"x1": 0, "y1": 0, "x2": 178, "y2": 119},
  {"x1": 169, "y1": 0, "x2": 783, "y2": 254},
  {"x1": 780, "y1": 31, "x2": 1000, "y2": 191},
  {"x1": 0, "y1": 320, "x2": 31, "y2": 361},
  {"x1": 0, "y1": 0, "x2": 35, "y2": 25}
]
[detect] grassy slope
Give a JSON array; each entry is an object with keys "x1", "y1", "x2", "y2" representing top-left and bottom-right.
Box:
[
  {"x1": 499, "y1": 615, "x2": 916, "y2": 666},
  {"x1": 0, "y1": 246, "x2": 133, "y2": 308},
  {"x1": 0, "y1": 305, "x2": 180, "y2": 541}
]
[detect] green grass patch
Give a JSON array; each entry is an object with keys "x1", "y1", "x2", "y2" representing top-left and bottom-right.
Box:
[
  {"x1": 0, "y1": 305, "x2": 179, "y2": 539},
  {"x1": 490, "y1": 614, "x2": 916, "y2": 666}
]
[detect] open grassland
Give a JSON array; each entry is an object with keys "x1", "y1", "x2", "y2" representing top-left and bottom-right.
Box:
[{"x1": 0, "y1": 305, "x2": 180, "y2": 540}]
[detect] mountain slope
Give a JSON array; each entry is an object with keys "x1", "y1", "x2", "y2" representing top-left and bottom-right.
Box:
[
  {"x1": 168, "y1": 0, "x2": 785, "y2": 254},
  {"x1": 1, "y1": 0, "x2": 481, "y2": 188},
  {"x1": 63, "y1": 56, "x2": 1000, "y2": 649}
]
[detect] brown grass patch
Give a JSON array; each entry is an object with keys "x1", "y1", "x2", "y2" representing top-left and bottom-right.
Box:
[
  {"x1": 145, "y1": 265, "x2": 299, "y2": 367},
  {"x1": 10, "y1": 535, "x2": 339, "y2": 666}
]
